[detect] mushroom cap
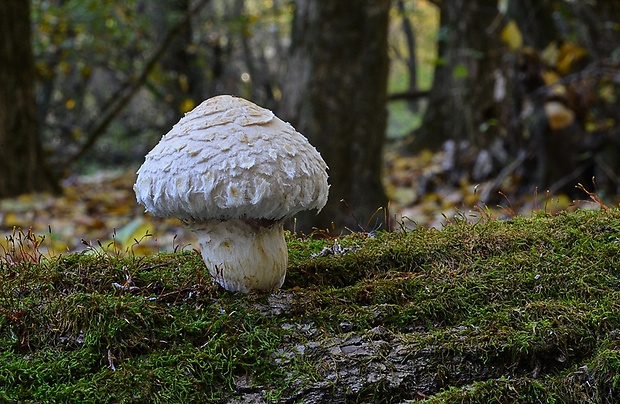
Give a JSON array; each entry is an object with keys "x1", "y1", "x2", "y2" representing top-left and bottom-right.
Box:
[{"x1": 134, "y1": 95, "x2": 329, "y2": 221}]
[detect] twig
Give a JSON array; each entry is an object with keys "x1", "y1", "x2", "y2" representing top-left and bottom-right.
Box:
[
  {"x1": 547, "y1": 163, "x2": 591, "y2": 195},
  {"x1": 594, "y1": 155, "x2": 620, "y2": 187},
  {"x1": 387, "y1": 89, "x2": 430, "y2": 102},
  {"x1": 396, "y1": 0, "x2": 418, "y2": 112},
  {"x1": 157, "y1": 288, "x2": 193, "y2": 300},
  {"x1": 107, "y1": 349, "x2": 116, "y2": 371},
  {"x1": 480, "y1": 149, "x2": 530, "y2": 202}
]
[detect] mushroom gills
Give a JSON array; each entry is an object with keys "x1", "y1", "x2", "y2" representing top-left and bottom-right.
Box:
[{"x1": 193, "y1": 218, "x2": 288, "y2": 293}]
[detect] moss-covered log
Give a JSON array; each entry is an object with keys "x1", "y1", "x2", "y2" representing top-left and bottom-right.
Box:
[{"x1": 1, "y1": 209, "x2": 620, "y2": 402}]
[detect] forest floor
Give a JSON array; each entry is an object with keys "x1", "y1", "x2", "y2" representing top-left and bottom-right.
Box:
[{"x1": 0, "y1": 145, "x2": 608, "y2": 259}]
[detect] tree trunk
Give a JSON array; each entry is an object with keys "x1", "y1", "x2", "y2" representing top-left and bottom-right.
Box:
[
  {"x1": 280, "y1": 0, "x2": 391, "y2": 233},
  {"x1": 408, "y1": 0, "x2": 501, "y2": 152},
  {"x1": 0, "y1": 0, "x2": 59, "y2": 197},
  {"x1": 150, "y1": 0, "x2": 204, "y2": 126},
  {"x1": 507, "y1": 0, "x2": 559, "y2": 50},
  {"x1": 397, "y1": 0, "x2": 419, "y2": 113}
]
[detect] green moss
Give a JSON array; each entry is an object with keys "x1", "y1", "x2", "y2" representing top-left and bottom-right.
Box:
[{"x1": 2, "y1": 209, "x2": 620, "y2": 401}]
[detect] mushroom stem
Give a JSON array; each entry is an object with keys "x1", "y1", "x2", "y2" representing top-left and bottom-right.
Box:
[{"x1": 192, "y1": 219, "x2": 288, "y2": 293}]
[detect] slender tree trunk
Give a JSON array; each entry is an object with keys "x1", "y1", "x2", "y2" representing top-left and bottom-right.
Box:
[
  {"x1": 281, "y1": 0, "x2": 391, "y2": 233},
  {"x1": 408, "y1": 0, "x2": 501, "y2": 152},
  {"x1": 150, "y1": 0, "x2": 204, "y2": 125},
  {"x1": 397, "y1": 0, "x2": 419, "y2": 112},
  {"x1": 507, "y1": 0, "x2": 559, "y2": 50},
  {"x1": 0, "y1": 0, "x2": 59, "y2": 197}
]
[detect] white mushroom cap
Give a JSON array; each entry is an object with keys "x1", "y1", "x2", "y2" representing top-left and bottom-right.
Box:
[{"x1": 134, "y1": 95, "x2": 329, "y2": 221}]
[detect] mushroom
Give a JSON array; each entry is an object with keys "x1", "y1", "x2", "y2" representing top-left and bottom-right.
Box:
[{"x1": 133, "y1": 95, "x2": 329, "y2": 293}]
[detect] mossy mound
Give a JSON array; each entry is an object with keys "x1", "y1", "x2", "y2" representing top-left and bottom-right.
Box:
[{"x1": 1, "y1": 209, "x2": 620, "y2": 402}]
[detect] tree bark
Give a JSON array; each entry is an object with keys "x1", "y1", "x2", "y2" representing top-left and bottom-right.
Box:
[
  {"x1": 397, "y1": 0, "x2": 419, "y2": 113},
  {"x1": 280, "y1": 0, "x2": 391, "y2": 233},
  {"x1": 150, "y1": 0, "x2": 205, "y2": 126},
  {"x1": 507, "y1": 0, "x2": 558, "y2": 50},
  {"x1": 408, "y1": 0, "x2": 501, "y2": 152},
  {"x1": 0, "y1": 0, "x2": 59, "y2": 197}
]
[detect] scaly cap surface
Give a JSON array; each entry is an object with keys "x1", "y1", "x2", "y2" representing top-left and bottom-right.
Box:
[{"x1": 134, "y1": 95, "x2": 329, "y2": 221}]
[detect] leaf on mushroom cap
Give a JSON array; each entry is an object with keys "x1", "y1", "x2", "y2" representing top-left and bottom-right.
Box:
[{"x1": 133, "y1": 95, "x2": 329, "y2": 221}]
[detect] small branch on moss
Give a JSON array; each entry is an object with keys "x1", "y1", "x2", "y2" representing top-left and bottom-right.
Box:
[
  {"x1": 575, "y1": 180, "x2": 609, "y2": 210},
  {"x1": 107, "y1": 349, "x2": 116, "y2": 371}
]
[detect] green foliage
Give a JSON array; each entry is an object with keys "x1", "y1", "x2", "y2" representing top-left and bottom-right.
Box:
[
  {"x1": 32, "y1": 0, "x2": 156, "y2": 169},
  {"x1": 2, "y1": 209, "x2": 620, "y2": 401},
  {"x1": 30, "y1": 0, "x2": 296, "y2": 172}
]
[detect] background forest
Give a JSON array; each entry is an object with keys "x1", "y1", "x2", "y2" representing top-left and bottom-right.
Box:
[{"x1": 1, "y1": 0, "x2": 620, "y2": 255}]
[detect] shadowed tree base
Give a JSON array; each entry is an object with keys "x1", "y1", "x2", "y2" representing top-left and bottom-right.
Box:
[{"x1": 281, "y1": 0, "x2": 391, "y2": 233}]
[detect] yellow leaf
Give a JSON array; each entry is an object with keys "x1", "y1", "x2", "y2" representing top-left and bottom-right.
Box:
[
  {"x1": 3, "y1": 212, "x2": 22, "y2": 227},
  {"x1": 540, "y1": 42, "x2": 559, "y2": 66},
  {"x1": 545, "y1": 101, "x2": 574, "y2": 130},
  {"x1": 585, "y1": 121, "x2": 598, "y2": 133},
  {"x1": 80, "y1": 66, "x2": 92, "y2": 79},
  {"x1": 17, "y1": 194, "x2": 35, "y2": 203},
  {"x1": 178, "y1": 74, "x2": 189, "y2": 93},
  {"x1": 599, "y1": 83, "x2": 616, "y2": 103},
  {"x1": 179, "y1": 98, "x2": 195, "y2": 113},
  {"x1": 557, "y1": 42, "x2": 587, "y2": 74},
  {"x1": 541, "y1": 70, "x2": 561, "y2": 85},
  {"x1": 547, "y1": 194, "x2": 572, "y2": 213},
  {"x1": 501, "y1": 20, "x2": 523, "y2": 51},
  {"x1": 130, "y1": 243, "x2": 157, "y2": 256},
  {"x1": 392, "y1": 187, "x2": 417, "y2": 205},
  {"x1": 35, "y1": 61, "x2": 54, "y2": 79},
  {"x1": 586, "y1": 118, "x2": 616, "y2": 133},
  {"x1": 58, "y1": 61, "x2": 72, "y2": 75},
  {"x1": 71, "y1": 127, "x2": 84, "y2": 140},
  {"x1": 107, "y1": 203, "x2": 131, "y2": 216},
  {"x1": 57, "y1": 21, "x2": 68, "y2": 34},
  {"x1": 113, "y1": 217, "x2": 153, "y2": 251},
  {"x1": 65, "y1": 99, "x2": 76, "y2": 110},
  {"x1": 464, "y1": 192, "x2": 480, "y2": 206},
  {"x1": 548, "y1": 83, "x2": 567, "y2": 97}
]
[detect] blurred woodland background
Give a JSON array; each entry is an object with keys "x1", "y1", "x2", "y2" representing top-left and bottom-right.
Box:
[{"x1": 1, "y1": 0, "x2": 620, "y2": 254}]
